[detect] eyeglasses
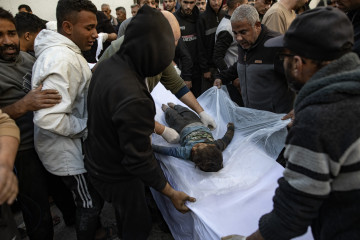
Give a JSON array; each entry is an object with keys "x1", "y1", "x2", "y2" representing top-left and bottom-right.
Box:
[{"x1": 278, "y1": 53, "x2": 296, "y2": 61}]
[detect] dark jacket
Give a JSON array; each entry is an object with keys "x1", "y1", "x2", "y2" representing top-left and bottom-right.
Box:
[
  {"x1": 196, "y1": 1, "x2": 226, "y2": 73},
  {"x1": 347, "y1": 8, "x2": 360, "y2": 57},
  {"x1": 217, "y1": 25, "x2": 294, "y2": 113},
  {"x1": 174, "y1": 38, "x2": 193, "y2": 82},
  {"x1": 174, "y1": 6, "x2": 200, "y2": 66},
  {"x1": 83, "y1": 11, "x2": 116, "y2": 63},
  {"x1": 259, "y1": 52, "x2": 360, "y2": 240},
  {"x1": 84, "y1": 6, "x2": 175, "y2": 191}
]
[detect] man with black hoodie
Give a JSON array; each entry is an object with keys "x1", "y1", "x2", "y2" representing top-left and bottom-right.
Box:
[
  {"x1": 85, "y1": 6, "x2": 196, "y2": 240},
  {"x1": 174, "y1": 0, "x2": 202, "y2": 97},
  {"x1": 197, "y1": 0, "x2": 226, "y2": 93}
]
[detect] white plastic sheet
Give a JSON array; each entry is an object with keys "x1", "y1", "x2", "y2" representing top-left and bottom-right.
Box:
[{"x1": 151, "y1": 84, "x2": 312, "y2": 240}]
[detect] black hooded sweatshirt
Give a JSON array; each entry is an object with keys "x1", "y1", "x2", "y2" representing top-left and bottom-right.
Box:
[
  {"x1": 174, "y1": 6, "x2": 200, "y2": 66},
  {"x1": 84, "y1": 5, "x2": 175, "y2": 191}
]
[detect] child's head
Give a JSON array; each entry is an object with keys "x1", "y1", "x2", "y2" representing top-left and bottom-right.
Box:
[{"x1": 191, "y1": 143, "x2": 223, "y2": 172}]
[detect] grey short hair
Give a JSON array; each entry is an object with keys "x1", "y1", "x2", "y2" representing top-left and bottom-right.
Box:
[
  {"x1": 101, "y1": 3, "x2": 110, "y2": 8},
  {"x1": 230, "y1": 4, "x2": 260, "y2": 27}
]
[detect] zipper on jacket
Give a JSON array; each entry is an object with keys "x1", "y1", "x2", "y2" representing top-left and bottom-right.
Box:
[{"x1": 243, "y1": 51, "x2": 249, "y2": 106}]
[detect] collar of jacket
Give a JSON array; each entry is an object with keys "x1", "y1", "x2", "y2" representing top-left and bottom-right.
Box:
[
  {"x1": 242, "y1": 24, "x2": 268, "y2": 53},
  {"x1": 295, "y1": 52, "x2": 360, "y2": 111}
]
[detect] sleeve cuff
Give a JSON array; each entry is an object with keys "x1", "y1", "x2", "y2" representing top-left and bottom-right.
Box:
[{"x1": 175, "y1": 85, "x2": 190, "y2": 99}]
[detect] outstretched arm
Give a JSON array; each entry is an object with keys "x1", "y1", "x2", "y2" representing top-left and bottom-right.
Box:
[
  {"x1": 152, "y1": 144, "x2": 189, "y2": 160},
  {"x1": 214, "y1": 123, "x2": 235, "y2": 151}
]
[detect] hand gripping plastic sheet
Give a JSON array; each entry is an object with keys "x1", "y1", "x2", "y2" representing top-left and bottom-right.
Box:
[{"x1": 150, "y1": 84, "x2": 311, "y2": 240}]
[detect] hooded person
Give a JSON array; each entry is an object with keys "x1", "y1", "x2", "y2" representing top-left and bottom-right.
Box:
[{"x1": 84, "y1": 5, "x2": 196, "y2": 239}]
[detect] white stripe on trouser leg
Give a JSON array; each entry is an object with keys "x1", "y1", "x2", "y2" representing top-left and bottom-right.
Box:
[
  {"x1": 80, "y1": 174, "x2": 93, "y2": 208},
  {"x1": 75, "y1": 175, "x2": 91, "y2": 208}
]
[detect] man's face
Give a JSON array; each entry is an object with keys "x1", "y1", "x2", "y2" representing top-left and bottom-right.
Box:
[
  {"x1": 116, "y1": 10, "x2": 126, "y2": 22},
  {"x1": 196, "y1": 0, "x2": 206, "y2": 12},
  {"x1": 180, "y1": 0, "x2": 196, "y2": 15},
  {"x1": 101, "y1": 6, "x2": 111, "y2": 19},
  {"x1": 210, "y1": 0, "x2": 222, "y2": 12},
  {"x1": 140, "y1": 0, "x2": 157, "y2": 8},
  {"x1": 67, "y1": 10, "x2": 98, "y2": 51},
  {"x1": 164, "y1": 0, "x2": 177, "y2": 12},
  {"x1": 232, "y1": 20, "x2": 261, "y2": 50},
  {"x1": 131, "y1": 6, "x2": 139, "y2": 16},
  {"x1": 0, "y1": 19, "x2": 20, "y2": 62},
  {"x1": 335, "y1": 0, "x2": 360, "y2": 11},
  {"x1": 282, "y1": 52, "x2": 304, "y2": 93},
  {"x1": 254, "y1": 0, "x2": 272, "y2": 15},
  {"x1": 27, "y1": 31, "x2": 41, "y2": 52}
]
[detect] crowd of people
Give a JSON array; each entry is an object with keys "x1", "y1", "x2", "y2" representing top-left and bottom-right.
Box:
[{"x1": 0, "y1": 0, "x2": 359, "y2": 239}]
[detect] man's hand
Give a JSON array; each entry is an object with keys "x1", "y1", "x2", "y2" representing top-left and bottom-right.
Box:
[
  {"x1": 199, "y1": 111, "x2": 217, "y2": 130},
  {"x1": 214, "y1": 78, "x2": 222, "y2": 88},
  {"x1": 233, "y1": 78, "x2": 240, "y2": 92},
  {"x1": 282, "y1": 109, "x2": 295, "y2": 128},
  {"x1": 161, "y1": 126, "x2": 180, "y2": 143},
  {"x1": 0, "y1": 165, "x2": 18, "y2": 205},
  {"x1": 184, "y1": 81, "x2": 192, "y2": 89},
  {"x1": 22, "y1": 84, "x2": 62, "y2": 111},
  {"x1": 221, "y1": 235, "x2": 247, "y2": 240},
  {"x1": 161, "y1": 183, "x2": 196, "y2": 214}
]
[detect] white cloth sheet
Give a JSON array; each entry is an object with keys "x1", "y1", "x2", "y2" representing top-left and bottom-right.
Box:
[{"x1": 151, "y1": 84, "x2": 312, "y2": 240}]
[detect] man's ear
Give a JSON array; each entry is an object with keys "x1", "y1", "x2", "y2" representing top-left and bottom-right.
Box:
[
  {"x1": 24, "y1": 32, "x2": 31, "y2": 41},
  {"x1": 255, "y1": 21, "x2": 261, "y2": 29},
  {"x1": 62, "y1": 21, "x2": 73, "y2": 35}
]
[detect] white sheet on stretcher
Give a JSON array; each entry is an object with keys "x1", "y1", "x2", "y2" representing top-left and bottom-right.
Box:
[{"x1": 150, "y1": 84, "x2": 312, "y2": 240}]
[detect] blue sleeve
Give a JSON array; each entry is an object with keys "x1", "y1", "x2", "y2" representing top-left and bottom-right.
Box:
[{"x1": 152, "y1": 144, "x2": 189, "y2": 160}]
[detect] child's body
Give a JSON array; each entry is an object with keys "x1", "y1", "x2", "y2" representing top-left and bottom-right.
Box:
[{"x1": 152, "y1": 103, "x2": 234, "y2": 172}]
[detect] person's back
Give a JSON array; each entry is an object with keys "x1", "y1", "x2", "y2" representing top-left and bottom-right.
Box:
[
  {"x1": 235, "y1": 7, "x2": 360, "y2": 240},
  {"x1": 85, "y1": 7, "x2": 195, "y2": 239},
  {"x1": 261, "y1": 0, "x2": 295, "y2": 34}
]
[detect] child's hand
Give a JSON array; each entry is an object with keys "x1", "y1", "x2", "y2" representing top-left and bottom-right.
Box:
[{"x1": 227, "y1": 122, "x2": 234, "y2": 128}]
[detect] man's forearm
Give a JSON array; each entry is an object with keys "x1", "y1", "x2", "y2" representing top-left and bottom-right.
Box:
[
  {"x1": 1, "y1": 100, "x2": 27, "y2": 120},
  {"x1": 179, "y1": 92, "x2": 204, "y2": 114},
  {"x1": 0, "y1": 136, "x2": 19, "y2": 169}
]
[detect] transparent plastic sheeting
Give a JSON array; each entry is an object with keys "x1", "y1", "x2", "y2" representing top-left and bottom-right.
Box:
[
  {"x1": 151, "y1": 84, "x2": 312, "y2": 239},
  {"x1": 152, "y1": 84, "x2": 289, "y2": 199}
]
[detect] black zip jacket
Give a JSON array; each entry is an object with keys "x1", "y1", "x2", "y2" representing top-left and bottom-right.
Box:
[
  {"x1": 196, "y1": 1, "x2": 226, "y2": 73},
  {"x1": 217, "y1": 25, "x2": 294, "y2": 113},
  {"x1": 174, "y1": 38, "x2": 193, "y2": 82},
  {"x1": 174, "y1": 7, "x2": 200, "y2": 65}
]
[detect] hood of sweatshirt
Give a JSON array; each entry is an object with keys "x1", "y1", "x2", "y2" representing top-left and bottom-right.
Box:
[
  {"x1": 117, "y1": 5, "x2": 175, "y2": 78},
  {"x1": 34, "y1": 29, "x2": 81, "y2": 58}
]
